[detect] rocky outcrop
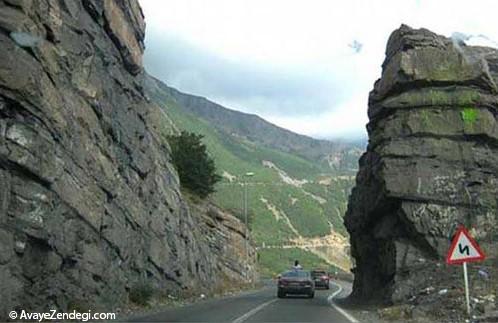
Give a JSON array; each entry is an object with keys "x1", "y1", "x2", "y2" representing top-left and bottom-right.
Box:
[
  {"x1": 191, "y1": 202, "x2": 258, "y2": 285},
  {"x1": 345, "y1": 25, "x2": 498, "y2": 304},
  {"x1": 0, "y1": 0, "x2": 255, "y2": 318}
]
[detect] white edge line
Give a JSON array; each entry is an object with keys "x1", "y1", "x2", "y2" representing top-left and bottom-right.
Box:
[
  {"x1": 231, "y1": 298, "x2": 278, "y2": 323},
  {"x1": 328, "y1": 281, "x2": 360, "y2": 323}
]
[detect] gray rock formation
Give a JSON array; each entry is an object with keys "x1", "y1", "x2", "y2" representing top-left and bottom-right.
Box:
[
  {"x1": 0, "y1": 0, "x2": 255, "y2": 318},
  {"x1": 345, "y1": 25, "x2": 498, "y2": 304}
]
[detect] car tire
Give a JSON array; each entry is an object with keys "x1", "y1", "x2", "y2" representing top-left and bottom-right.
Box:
[
  {"x1": 325, "y1": 283, "x2": 330, "y2": 290},
  {"x1": 309, "y1": 292, "x2": 314, "y2": 298},
  {"x1": 277, "y1": 290, "x2": 285, "y2": 298}
]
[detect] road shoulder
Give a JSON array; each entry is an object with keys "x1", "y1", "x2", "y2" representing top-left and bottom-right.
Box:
[
  {"x1": 328, "y1": 280, "x2": 361, "y2": 323},
  {"x1": 330, "y1": 280, "x2": 395, "y2": 323}
]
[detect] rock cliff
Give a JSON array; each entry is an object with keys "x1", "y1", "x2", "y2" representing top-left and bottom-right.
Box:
[
  {"x1": 345, "y1": 25, "x2": 498, "y2": 304},
  {"x1": 0, "y1": 0, "x2": 255, "y2": 318}
]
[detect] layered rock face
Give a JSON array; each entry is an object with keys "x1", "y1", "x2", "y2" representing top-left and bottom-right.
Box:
[
  {"x1": 0, "y1": 0, "x2": 255, "y2": 317},
  {"x1": 345, "y1": 25, "x2": 498, "y2": 303}
]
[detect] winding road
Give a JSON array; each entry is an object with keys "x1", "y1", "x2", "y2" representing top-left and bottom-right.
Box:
[{"x1": 128, "y1": 281, "x2": 359, "y2": 323}]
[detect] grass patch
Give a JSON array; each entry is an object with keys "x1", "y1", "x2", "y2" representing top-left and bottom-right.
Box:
[{"x1": 461, "y1": 107, "x2": 478, "y2": 124}]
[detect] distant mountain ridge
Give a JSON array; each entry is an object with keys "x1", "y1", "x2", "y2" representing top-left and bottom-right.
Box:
[{"x1": 146, "y1": 75, "x2": 362, "y2": 172}]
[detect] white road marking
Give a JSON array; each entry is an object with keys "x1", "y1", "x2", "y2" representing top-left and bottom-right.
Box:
[
  {"x1": 327, "y1": 282, "x2": 360, "y2": 323},
  {"x1": 231, "y1": 298, "x2": 278, "y2": 323}
]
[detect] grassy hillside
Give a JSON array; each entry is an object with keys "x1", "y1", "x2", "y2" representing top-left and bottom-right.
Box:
[
  {"x1": 146, "y1": 75, "x2": 361, "y2": 276},
  {"x1": 258, "y1": 248, "x2": 343, "y2": 278}
]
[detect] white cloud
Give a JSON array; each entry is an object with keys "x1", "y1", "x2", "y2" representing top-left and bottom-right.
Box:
[
  {"x1": 266, "y1": 95, "x2": 369, "y2": 139},
  {"x1": 139, "y1": 0, "x2": 498, "y2": 139}
]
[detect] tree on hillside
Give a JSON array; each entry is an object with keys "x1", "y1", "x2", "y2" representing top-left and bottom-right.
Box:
[{"x1": 167, "y1": 131, "x2": 221, "y2": 198}]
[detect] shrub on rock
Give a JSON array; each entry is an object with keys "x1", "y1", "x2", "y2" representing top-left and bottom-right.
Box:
[{"x1": 168, "y1": 131, "x2": 221, "y2": 198}]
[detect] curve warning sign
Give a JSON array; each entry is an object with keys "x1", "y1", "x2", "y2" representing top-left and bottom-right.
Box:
[{"x1": 446, "y1": 225, "x2": 486, "y2": 265}]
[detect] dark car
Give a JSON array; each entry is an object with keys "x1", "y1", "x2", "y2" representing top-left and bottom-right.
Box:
[
  {"x1": 311, "y1": 270, "x2": 329, "y2": 289},
  {"x1": 277, "y1": 270, "x2": 315, "y2": 298}
]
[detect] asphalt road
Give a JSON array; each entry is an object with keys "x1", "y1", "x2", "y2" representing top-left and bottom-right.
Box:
[{"x1": 129, "y1": 281, "x2": 358, "y2": 323}]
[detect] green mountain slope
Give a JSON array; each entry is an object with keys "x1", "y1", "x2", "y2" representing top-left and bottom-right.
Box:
[{"x1": 145, "y1": 74, "x2": 362, "y2": 276}]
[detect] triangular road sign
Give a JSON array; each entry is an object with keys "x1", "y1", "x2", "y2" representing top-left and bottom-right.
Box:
[{"x1": 446, "y1": 226, "x2": 486, "y2": 264}]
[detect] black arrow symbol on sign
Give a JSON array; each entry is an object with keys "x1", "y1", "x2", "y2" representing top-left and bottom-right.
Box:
[{"x1": 458, "y1": 244, "x2": 470, "y2": 256}]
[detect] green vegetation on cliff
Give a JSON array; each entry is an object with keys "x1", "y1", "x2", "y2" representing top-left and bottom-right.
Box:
[
  {"x1": 168, "y1": 131, "x2": 221, "y2": 198},
  {"x1": 461, "y1": 107, "x2": 478, "y2": 124}
]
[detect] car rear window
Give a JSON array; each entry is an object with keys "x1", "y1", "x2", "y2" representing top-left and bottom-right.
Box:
[
  {"x1": 311, "y1": 271, "x2": 326, "y2": 277},
  {"x1": 282, "y1": 271, "x2": 310, "y2": 278}
]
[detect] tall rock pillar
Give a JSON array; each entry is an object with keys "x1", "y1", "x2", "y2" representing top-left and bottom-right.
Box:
[{"x1": 345, "y1": 25, "x2": 498, "y2": 303}]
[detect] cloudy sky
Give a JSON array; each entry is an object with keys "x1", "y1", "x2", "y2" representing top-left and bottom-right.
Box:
[{"x1": 139, "y1": 0, "x2": 498, "y2": 140}]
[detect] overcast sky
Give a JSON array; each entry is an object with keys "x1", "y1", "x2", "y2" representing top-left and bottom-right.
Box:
[{"x1": 139, "y1": 0, "x2": 498, "y2": 140}]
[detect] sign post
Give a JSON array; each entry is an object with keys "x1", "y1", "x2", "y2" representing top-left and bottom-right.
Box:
[
  {"x1": 446, "y1": 225, "x2": 486, "y2": 316},
  {"x1": 463, "y1": 262, "x2": 470, "y2": 315}
]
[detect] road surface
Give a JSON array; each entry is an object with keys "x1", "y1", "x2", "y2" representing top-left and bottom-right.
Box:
[{"x1": 128, "y1": 281, "x2": 358, "y2": 323}]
